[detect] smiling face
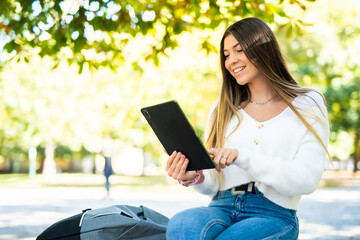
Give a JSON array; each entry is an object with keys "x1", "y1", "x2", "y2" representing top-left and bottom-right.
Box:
[{"x1": 223, "y1": 34, "x2": 264, "y2": 86}]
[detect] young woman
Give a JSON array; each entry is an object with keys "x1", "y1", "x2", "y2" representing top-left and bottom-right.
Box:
[{"x1": 164, "y1": 17, "x2": 330, "y2": 239}]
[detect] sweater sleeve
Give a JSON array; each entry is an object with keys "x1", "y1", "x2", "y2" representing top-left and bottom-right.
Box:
[
  {"x1": 234, "y1": 94, "x2": 329, "y2": 196},
  {"x1": 191, "y1": 168, "x2": 220, "y2": 196}
]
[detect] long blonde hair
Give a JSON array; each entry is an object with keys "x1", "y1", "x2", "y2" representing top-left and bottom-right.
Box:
[{"x1": 205, "y1": 18, "x2": 330, "y2": 160}]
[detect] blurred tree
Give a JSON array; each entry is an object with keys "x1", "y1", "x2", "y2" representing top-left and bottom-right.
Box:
[
  {"x1": 276, "y1": 0, "x2": 360, "y2": 171},
  {"x1": 322, "y1": 1, "x2": 360, "y2": 172},
  {"x1": 0, "y1": 58, "x2": 107, "y2": 176},
  {"x1": 325, "y1": 81, "x2": 360, "y2": 171},
  {"x1": 0, "y1": 28, "x2": 222, "y2": 174},
  {"x1": 1, "y1": 0, "x2": 315, "y2": 72}
]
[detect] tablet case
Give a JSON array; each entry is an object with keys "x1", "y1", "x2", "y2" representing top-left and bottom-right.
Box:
[{"x1": 141, "y1": 101, "x2": 215, "y2": 171}]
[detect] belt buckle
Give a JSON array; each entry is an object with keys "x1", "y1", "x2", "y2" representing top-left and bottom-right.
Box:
[{"x1": 231, "y1": 188, "x2": 245, "y2": 195}]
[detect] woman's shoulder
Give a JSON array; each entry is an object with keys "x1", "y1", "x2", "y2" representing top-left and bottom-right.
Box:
[{"x1": 293, "y1": 88, "x2": 326, "y2": 110}]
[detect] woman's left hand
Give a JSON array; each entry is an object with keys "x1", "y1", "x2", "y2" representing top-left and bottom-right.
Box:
[{"x1": 208, "y1": 148, "x2": 238, "y2": 172}]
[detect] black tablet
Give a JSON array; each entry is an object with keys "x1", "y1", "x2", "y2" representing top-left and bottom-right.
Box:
[{"x1": 141, "y1": 100, "x2": 215, "y2": 171}]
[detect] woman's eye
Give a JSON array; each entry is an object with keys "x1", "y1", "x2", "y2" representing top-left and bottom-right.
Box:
[
  {"x1": 237, "y1": 49, "x2": 243, "y2": 53},
  {"x1": 224, "y1": 55, "x2": 229, "y2": 59}
]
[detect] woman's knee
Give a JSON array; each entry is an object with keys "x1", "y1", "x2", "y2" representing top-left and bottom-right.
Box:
[
  {"x1": 166, "y1": 207, "x2": 230, "y2": 240},
  {"x1": 167, "y1": 208, "x2": 205, "y2": 232},
  {"x1": 166, "y1": 208, "x2": 202, "y2": 239}
]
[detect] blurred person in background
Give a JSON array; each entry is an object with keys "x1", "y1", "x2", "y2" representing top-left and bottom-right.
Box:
[
  {"x1": 95, "y1": 152, "x2": 112, "y2": 198},
  {"x1": 103, "y1": 154, "x2": 112, "y2": 198}
]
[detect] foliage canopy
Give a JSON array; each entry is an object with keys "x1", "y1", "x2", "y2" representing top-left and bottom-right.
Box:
[{"x1": 1, "y1": 0, "x2": 314, "y2": 71}]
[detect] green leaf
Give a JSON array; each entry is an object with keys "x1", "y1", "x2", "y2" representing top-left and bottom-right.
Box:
[
  {"x1": 173, "y1": 21, "x2": 184, "y2": 34},
  {"x1": 286, "y1": 24, "x2": 293, "y2": 38},
  {"x1": 74, "y1": 36, "x2": 86, "y2": 53}
]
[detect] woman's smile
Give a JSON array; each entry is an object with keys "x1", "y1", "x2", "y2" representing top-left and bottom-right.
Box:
[{"x1": 233, "y1": 66, "x2": 246, "y2": 75}]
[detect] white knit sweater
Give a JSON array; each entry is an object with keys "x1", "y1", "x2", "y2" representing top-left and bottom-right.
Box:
[{"x1": 193, "y1": 90, "x2": 329, "y2": 210}]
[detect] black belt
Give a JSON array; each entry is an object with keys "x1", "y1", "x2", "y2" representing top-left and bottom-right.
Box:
[{"x1": 231, "y1": 182, "x2": 256, "y2": 195}]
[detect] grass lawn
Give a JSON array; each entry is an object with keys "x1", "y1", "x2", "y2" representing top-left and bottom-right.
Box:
[
  {"x1": 0, "y1": 173, "x2": 179, "y2": 191},
  {"x1": 1, "y1": 170, "x2": 359, "y2": 189}
]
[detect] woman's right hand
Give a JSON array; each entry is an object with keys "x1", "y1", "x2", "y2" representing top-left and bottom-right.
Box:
[{"x1": 165, "y1": 151, "x2": 197, "y2": 181}]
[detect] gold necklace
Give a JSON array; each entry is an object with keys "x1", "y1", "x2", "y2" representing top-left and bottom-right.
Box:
[{"x1": 249, "y1": 95, "x2": 276, "y2": 106}]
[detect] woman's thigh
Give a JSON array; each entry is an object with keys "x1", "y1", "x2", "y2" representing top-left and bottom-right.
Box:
[
  {"x1": 166, "y1": 206, "x2": 233, "y2": 240},
  {"x1": 216, "y1": 215, "x2": 299, "y2": 240}
]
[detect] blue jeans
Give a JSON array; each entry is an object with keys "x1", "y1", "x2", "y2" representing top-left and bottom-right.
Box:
[{"x1": 166, "y1": 188, "x2": 298, "y2": 239}]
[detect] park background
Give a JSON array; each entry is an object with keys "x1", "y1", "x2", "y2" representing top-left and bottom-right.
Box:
[{"x1": 0, "y1": 0, "x2": 360, "y2": 239}]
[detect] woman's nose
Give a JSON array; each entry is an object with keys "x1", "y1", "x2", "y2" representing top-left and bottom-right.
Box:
[{"x1": 228, "y1": 54, "x2": 239, "y2": 64}]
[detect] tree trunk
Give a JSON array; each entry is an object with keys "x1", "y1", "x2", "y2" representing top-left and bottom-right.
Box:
[
  {"x1": 353, "y1": 135, "x2": 359, "y2": 172},
  {"x1": 42, "y1": 143, "x2": 56, "y2": 183}
]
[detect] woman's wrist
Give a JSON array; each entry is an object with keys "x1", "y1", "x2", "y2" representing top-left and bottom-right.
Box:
[{"x1": 178, "y1": 170, "x2": 204, "y2": 187}]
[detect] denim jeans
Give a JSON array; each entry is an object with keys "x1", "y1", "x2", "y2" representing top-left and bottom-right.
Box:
[{"x1": 166, "y1": 187, "x2": 298, "y2": 240}]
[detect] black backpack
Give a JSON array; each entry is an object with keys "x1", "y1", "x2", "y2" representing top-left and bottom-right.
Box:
[{"x1": 36, "y1": 205, "x2": 169, "y2": 240}]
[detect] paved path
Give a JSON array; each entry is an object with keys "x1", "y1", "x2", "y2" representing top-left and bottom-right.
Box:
[{"x1": 0, "y1": 185, "x2": 359, "y2": 240}]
